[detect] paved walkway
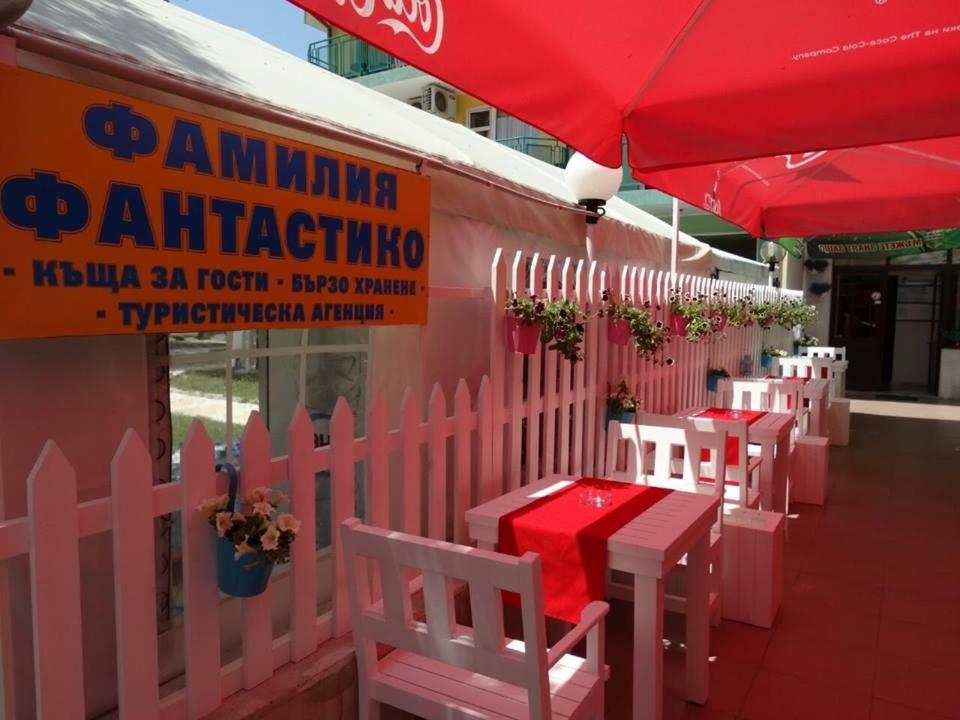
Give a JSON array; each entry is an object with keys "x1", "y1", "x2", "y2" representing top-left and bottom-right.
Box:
[
  {"x1": 169, "y1": 388, "x2": 257, "y2": 426},
  {"x1": 600, "y1": 401, "x2": 960, "y2": 720}
]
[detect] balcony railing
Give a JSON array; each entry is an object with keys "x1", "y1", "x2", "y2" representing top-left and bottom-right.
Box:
[
  {"x1": 307, "y1": 35, "x2": 406, "y2": 78},
  {"x1": 496, "y1": 135, "x2": 572, "y2": 169}
]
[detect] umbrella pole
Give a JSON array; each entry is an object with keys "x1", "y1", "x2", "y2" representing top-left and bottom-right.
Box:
[{"x1": 670, "y1": 197, "x2": 680, "y2": 275}]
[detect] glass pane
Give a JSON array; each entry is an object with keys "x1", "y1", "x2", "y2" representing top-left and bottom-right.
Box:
[{"x1": 468, "y1": 109, "x2": 490, "y2": 129}]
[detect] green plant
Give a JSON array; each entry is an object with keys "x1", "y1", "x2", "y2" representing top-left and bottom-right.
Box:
[
  {"x1": 763, "y1": 347, "x2": 789, "y2": 358},
  {"x1": 599, "y1": 290, "x2": 671, "y2": 362},
  {"x1": 606, "y1": 380, "x2": 641, "y2": 415},
  {"x1": 504, "y1": 292, "x2": 545, "y2": 325},
  {"x1": 798, "y1": 334, "x2": 819, "y2": 347},
  {"x1": 707, "y1": 366, "x2": 730, "y2": 378},
  {"x1": 715, "y1": 294, "x2": 753, "y2": 327},
  {"x1": 541, "y1": 297, "x2": 587, "y2": 362},
  {"x1": 670, "y1": 291, "x2": 714, "y2": 343},
  {"x1": 750, "y1": 300, "x2": 779, "y2": 329},
  {"x1": 778, "y1": 298, "x2": 817, "y2": 330}
]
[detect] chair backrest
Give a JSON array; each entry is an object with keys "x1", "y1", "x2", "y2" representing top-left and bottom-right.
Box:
[
  {"x1": 774, "y1": 356, "x2": 833, "y2": 382},
  {"x1": 686, "y1": 416, "x2": 750, "y2": 507},
  {"x1": 341, "y1": 518, "x2": 553, "y2": 718},
  {"x1": 718, "y1": 378, "x2": 773, "y2": 411},
  {"x1": 800, "y1": 345, "x2": 846, "y2": 361},
  {"x1": 605, "y1": 422, "x2": 727, "y2": 494}
]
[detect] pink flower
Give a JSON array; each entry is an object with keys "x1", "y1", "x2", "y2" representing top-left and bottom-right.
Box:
[
  {"x1": 252, "y1": 501, "x2": 274, "y2": 518},
  {"x1": 215, "y1": 511, "x2": 235, "y2": 537},
  {"x1": 261, "y1": 524, "x2": 280, "y2": 551},
  {"x1": 277, "y1": 513, "x2": 301, "y2": 534},
  {"x1": 234, "y1": 539, "x2": 254, "y2": 560},
  {"x1": 273, "y1": 490, "x2": 289, "y2": 506},
  {"x1": 244, "y1": 486, "x2": 272, "y2": 504},
  {"x1": 196, "y1": 493, "x2": 229, "y2": 515}
]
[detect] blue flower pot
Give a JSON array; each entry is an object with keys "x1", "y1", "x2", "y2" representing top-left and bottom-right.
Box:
[
  {"x1": 217, "y1": 536, "x2": 272, "y2": 598},
  {"x1": 706, "y1": 373, "x2": 721, "y2": 392},
  {"x1": 606, "y1": 409, "x2": 636, "y2": 425},
  {"x1": 761, "y1": 353, "x2": 773, "y2": 370},
  {"x1": 214, "y1": 463, "x2": 273, "y2": 598}
]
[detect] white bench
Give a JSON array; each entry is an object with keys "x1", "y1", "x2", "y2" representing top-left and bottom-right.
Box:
[{"x1": 341, "y1": 518, "x2": 609, "y2": 720}]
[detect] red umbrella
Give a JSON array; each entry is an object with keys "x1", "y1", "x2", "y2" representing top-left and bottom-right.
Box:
[
  {"x1": 293, "y1": 1, "x2": 960, "y2": 172},
  {"x1": 636, "y1": 137, "x2": 960, "y2": 237}
]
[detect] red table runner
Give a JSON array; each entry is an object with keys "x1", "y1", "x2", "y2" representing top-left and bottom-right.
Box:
[
  {"x1": 694, "y1": 408, "x2": 765, "y2": 467},
  {"x1": 497, "y1": 478, "x2": 671, "y2": 623}
]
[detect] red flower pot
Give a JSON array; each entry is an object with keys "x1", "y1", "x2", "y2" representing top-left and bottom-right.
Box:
[
  {"x1": 506, "y1": 316, "x2": 540, "y2": 354},
  {"x1": 670, "y1": 314, "x2": 688, "y2": 337},
  {"x1": 712, "y1": 314, "x2": 727, "y2": 332},
  {"x1": 607, "y1": 319, "x2": 631, "y2": 346}
]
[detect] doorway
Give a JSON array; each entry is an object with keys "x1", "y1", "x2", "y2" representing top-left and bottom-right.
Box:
[{"x1": 831, "y1": 266, "x2": 949, "y2": 394}]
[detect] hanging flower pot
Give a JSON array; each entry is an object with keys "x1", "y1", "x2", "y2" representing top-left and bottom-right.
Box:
[
  {"x1": 606, "y1": 409, "x2": 637, "y2": 425},
  {"x1": 607, "y1": 318, "x2": 631, "y2": 346},
  {"x1": 706, "y1": 368, "x2": 729, "y2": 392},
  {"x1": 197, "y1": 464, "x2": 301, "y2": 599},
  {"x1": 670, "y1": 314, "x2": 688, "y2": 337},
  {"x1": 217, "y1": 535, "x2": 273, "y2": 598},
  {"x1": 712, "y1": 313, "x2": 728, "y2": 333},
  {"x1": 761, "y1": 352, "x2": 773, "y2": 370},
  {"x1": 505, "y1": 316, "x2": 541, "y2": 354}
]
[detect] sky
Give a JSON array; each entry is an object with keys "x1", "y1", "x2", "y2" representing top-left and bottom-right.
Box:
[{"x1": 170, "y1": 0, "x2": 326, "y2": 59}]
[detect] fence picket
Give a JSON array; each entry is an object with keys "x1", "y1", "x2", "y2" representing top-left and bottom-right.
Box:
[
  {"x1": 507, "y1": 251, "x2": 525, "y2": 490},
  {"x1": 571, "y1": 259, "x2": 587, "y2": 477},
  {"x1": 428, "y1": 384, "x2": 447, "y2": 540},
  {"x1": 582, "y1": 260, "x2": 599, "y2": 476},
  {"x1": 525, "y1": 253, "x2": 543, "y2": 487},
  {"x1": 542, "y1": 255, "x2": 559, "y2": 476},
  {"x1": 400, "y1": 389, "x2": 421, "y2": 536},
  {"x1": 27, "y1": 441, "x2": 85, "y2": 720},
  {"x1": 111, "y1": 431, "x2": 159, "y2": 719},
  {"x1": 557, "y1": 258, "x2": 574, "y2": 476},
  {"x1": 489, "y1": 249, "x2": 506, "y2": 499},
  {"x1": 477, "y1": 375, "x2": 496, "y2": 503},
  {"x1": 453, "y1": 379, "x2": 472, "y2": 545},
  {"x1": 288, "y1": 404, "x2": 318, "y2": 660},
  {"x1": 330, "y1": 397, "x2": 356, "y2": 637},
  {"x1": 179, "y1": 422, "x2": 222, "y2": 718},
  {"x1": 238, "y1": 412, "x2": 274, "y2": 688}
]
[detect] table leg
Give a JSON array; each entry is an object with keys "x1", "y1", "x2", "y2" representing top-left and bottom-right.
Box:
[
  {"x1": 685, "y1": 533, "x2": 710, "y2": 704},
  {"x1": 633, "y1": 575, "x2": 663, "y2": 720},
  {"x1": 773, "y1": 433, "x2": 790, "y2": 513},
  {"x1": 759, "y1": 440, "x2": 774, "y2": 511}
]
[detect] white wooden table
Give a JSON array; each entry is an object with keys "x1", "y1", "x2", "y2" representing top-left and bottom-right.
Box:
[
  {"x1": 466, "y1": 476, "x2": 720, "y2": 720},
  {"x1": 679, "y1": 407, "x2": 793, "y2": 513}
]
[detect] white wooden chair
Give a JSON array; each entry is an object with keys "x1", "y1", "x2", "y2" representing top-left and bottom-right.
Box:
[
  {"x1": 686, "y1": 416, "x2": 761, "y2": 510},
  {"x1": 717, "y1": 378, "x2": 773, "y2": 412},
  {"x1": 769, "y1": 381, "x2": 808, "y2": 441},
  {"x1": 800, "y1": 345, "x2": 846, "y2": 362},
  {"x1": 341, "y1": 518, "x2": 609, "y2": 720},
  {"x1": 603, "y1": 423, "x2": 726, "y2": 621}
]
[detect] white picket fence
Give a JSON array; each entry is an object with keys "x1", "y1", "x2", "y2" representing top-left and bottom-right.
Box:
[
  {"x1": 489, "y1": 249, "x2": 798, "y2": 488},
  {"x1": 0, "y1": 249, "x2": 799, "y2": 719}
]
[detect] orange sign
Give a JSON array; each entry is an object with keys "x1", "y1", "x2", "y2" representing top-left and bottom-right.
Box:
[{"x1": 0, "y1": 65, "x2": 430, "y2": 338}]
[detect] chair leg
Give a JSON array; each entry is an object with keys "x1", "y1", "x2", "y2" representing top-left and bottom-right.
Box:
[{"x1": 359, "y1": 697, "x2": 381, "y2": 720}]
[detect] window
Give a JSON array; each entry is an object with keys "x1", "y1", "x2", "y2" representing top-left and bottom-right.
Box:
[
  {"x1": 162, "y1": 327, "x2": 369, "y2": 618},
  {"x1": 467, "y1": 107, "x2": 496, "y2": 138}
]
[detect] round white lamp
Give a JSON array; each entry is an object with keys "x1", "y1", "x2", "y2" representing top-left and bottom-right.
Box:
[
  {"x1": 564, "y1": 152, "x2": 623, "y2": 224},
  {"x1": 0, "y1": 0, "x2": 33, "y2": 29}
]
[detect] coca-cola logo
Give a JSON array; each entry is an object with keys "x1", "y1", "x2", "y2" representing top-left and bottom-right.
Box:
[
  {"x1": 783, "y1": 151, "x2": 827, "y2": 170},
  {"x1": 334, "y1": 0, "x2": 444, "y2": 55},
  {"x1": 703, "y1": 192, "x2": 722, "y2": 215}
]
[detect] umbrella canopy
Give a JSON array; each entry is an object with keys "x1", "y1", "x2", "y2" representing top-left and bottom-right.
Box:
[
  {"x1": 636, "y1": 137, "x2": 960, "y2": 238},
  {"x1": 293, "y1": 1, "x2": 960, "y2": 173}
]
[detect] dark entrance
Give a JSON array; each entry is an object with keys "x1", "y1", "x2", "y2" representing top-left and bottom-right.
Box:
[{"x1": 831, "y1": 271, "x2": 888, "y2": 391}]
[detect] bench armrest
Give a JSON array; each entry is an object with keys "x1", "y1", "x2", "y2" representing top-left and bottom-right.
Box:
[{"x1": 546, "y1": 600, "x2": 609, "y2": 676}]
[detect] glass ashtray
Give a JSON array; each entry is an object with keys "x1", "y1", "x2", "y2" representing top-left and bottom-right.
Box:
[{"x1": 578, "y1": 488, "x2": 612, "y2": 508}]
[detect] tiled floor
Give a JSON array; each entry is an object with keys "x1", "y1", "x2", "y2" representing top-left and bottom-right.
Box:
[
  {"x1": 602, "y1": 402, "x2": 960, "y2": 720},
  {"x1": 383, "y1": 402, "x2": 960, "y2": 720}
]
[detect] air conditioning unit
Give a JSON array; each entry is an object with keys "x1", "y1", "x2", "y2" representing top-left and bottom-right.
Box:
[
  {"x1": 406, "y1": 96, "x2": 423, "y2": 110},
  {"x1": 422, "y1": 85, "x2": 456, "y2": 119}
]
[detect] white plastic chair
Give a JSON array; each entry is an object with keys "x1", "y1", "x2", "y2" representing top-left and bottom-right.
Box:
[{"x1": 342, "y1": 518, "x2": 609, "y2": 720}]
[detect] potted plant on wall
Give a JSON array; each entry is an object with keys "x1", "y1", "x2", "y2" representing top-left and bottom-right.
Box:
[
  {"x1": 504, "y1": 293, "x2": 545, "y2": 354},
  {"x1": 762, "y1": 346, "x2": 788, "y2": 370},
  {"x1": 716, "y1": 294, "x2": 752, "y2": 329},
  {"x1": 541, "y1": 297, "x2": 588, "y2": 362},
  {"x1": 606, "y1": 380, "x2": 641, "y2": 424},
  {"x1": 706, "y1": 366, "x2": 730, "y2": 392},
  {"x1": 750, "y1": 299, "x2": 778, "y2": 329},
  {"x1": 630, "y1": 304, "x2": 672, "y2": 363},
  {"x1": 598, "y1": 289, "x2": 635, "y2": 346},
  {"x1": 197, "y1": 467, "x2": 301, "y2": 598},
  {"x1": 670, "y1": 291, "x2": 714, "y2": 342}
]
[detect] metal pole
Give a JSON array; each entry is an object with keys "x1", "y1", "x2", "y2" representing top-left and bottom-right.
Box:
[
  {"x1": 586, "y1": 221, "x2": 595, "y2": 262},
  {"x1": 670, "y1": 196, "x2": 680, "y2": 276}
]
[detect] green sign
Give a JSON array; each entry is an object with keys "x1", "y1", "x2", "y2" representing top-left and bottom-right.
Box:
[{"x1": 796, "y1": 230, "x2": 960, "y2": 259}]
